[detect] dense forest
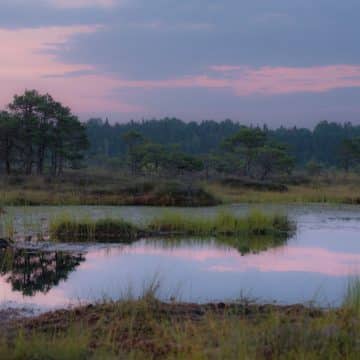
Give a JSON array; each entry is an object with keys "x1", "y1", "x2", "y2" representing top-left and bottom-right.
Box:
[
  {"x1": 86, "y1": 117, "x2": 360, "y2": 168},
  {"x1": 1, "y1": 90, "x2": 360, "y2": 179}
]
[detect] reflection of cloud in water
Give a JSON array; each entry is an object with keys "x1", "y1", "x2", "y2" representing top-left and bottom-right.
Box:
[
  {"x1": 84, "y1": 243, "x2": 359, "y2": 277},
  {"x1": 0, "y1": 277, "x2": 77, "y2": 309},
  {"x1": 208, "y1": 247, "x2": 360, "y2": 276}
]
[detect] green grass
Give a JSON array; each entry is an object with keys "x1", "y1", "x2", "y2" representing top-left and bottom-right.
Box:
[
  {"x1": 49, "y1": 215, "x2": 139, "y2": 242},
  {"x1": 0, "y1": 292, "x2": 358, "y2": 360},
  {"x1": 343, "y1": 276, "x2": 360, "y2": 316},
  {"x1": 148, "y1": 210, "x2": 293, "y2": 237},
  {"x1": 48, "y1": 210, "x2": 294, "y2": 243},
  {"x1": 207, "y1": 181, "x2": 360, "y2": 204}
]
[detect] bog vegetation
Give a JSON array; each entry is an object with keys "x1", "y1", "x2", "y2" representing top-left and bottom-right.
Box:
[
  {"x1": 49, "y1": 211, "x2": 293, "y2": 242},
  {"x1": 0, "y1": 90, "x2": 360, "y2": 206},
  {"x1": 0, "y1": 279, "x2": 358, "y2": 360}
]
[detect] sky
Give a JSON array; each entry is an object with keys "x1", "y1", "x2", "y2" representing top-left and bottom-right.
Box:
[{"x1": 1, "y1": 0, "x2": 360, "y2": 127}]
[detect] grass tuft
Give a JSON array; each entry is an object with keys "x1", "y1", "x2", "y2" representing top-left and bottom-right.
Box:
[
  {"x1": 49, "y1": 210, "x2": 293, "y2": 243},
  {"x1": 148, "y1": 210, "x2": 293, "y2": 237},
  {"x1": 50, "y1": 216, "x2": 139, "y2": 242},
  {"x1": 343, "y1": 276, "x2": 360, "y2": 316}
]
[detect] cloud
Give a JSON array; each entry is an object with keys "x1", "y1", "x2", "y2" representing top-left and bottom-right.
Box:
[
  {"x1": 208, "y1": 246, "x2": 360, "y2": 277},
  {"x1": 1, "y1": 1, "x2": 360, "y2": 123},
  {"x1": 110, "y1": 65, "x2": 360, "y2": 96},
  {"x1": 121, "y1": 245, "x2": 360, "y2": 277},
  {"x1": 50, "y1": 0, "x2": 116, "y2": 8},
  {"x1": 0, "y1": 26, "x2": 140, "y2": 114}
]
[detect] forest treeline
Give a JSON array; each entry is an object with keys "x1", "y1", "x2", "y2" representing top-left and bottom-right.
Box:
[
  {"x1": 1, "y1": 90, "x2": 360, "y2": 178},
  {"x1": 87, "y1": 117, "x2": 360, "y2": 168}
]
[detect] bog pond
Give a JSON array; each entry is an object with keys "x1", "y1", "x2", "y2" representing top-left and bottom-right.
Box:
[{"x1": 0, "y1": 204, "x2": 359, "y2": 312}]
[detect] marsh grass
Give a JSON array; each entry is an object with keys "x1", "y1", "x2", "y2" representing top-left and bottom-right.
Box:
[
  {"x1": 148, "y1": 210, "x2": 293, "y2": 237},
  {"x1": 0, "y1": 289, "x2": 358, "y2": 360},
  {"x1": 50, "y1": 215, "x2": 139, "y2": 242},
  {"x1": 49, "y1": 210, "x2": 293, "y2": 243},
  {"x1": 207, "y1": 182, "x2": 360, "y2": 204},
  {"x1": 0, "y1": 175, "x2": 219, "y2": 207},
  {"x1": 0, "y1": 328, "x2": 91, "y2": 360},
  {"x1": 343, "y1": 276, "x2": 360, "y2": 316},
  {"x1": 0, "y1": 213, "x2": 15, "y2": 240}
]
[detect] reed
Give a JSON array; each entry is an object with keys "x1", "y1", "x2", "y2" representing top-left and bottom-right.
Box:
[
  {"x1": 343, "y1": 276, "x2": 360, "y2": 316},
  {"x1": 48, "y1": 210, "x2": 293, "y2": 243},
  {"x1": 50, "y1": 215, "x2": 139, "y2": 242},
  {"x1": 148, "y1": 210, "x2": 293, "y2": 237}
]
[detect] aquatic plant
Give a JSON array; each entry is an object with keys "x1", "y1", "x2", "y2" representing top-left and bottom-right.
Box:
[
  {"x1": 148, "y1": 210, "x2": 293, "y2": 237},
  {"x1": 50, "y1": 216, "x2": 139, "y2": 242},
  {"x1": 49, "y1": 210, "x2": 294, "y2": 244}
]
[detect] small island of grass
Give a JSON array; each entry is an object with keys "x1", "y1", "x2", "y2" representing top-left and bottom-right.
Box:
[{"x1": 49, "y1": 211, "x2": 293, "y2": 243}]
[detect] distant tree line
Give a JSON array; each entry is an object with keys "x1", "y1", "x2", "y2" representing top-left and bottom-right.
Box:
[
  {"x1": 0, "y1": 90, "x2": 88, "y2": 175},
  {"x1": 86, "y1": 117, "x2": 360, "y2": 173},
  {"x1": 1, "y1": 90, "x2": 359, "y2": 178}
]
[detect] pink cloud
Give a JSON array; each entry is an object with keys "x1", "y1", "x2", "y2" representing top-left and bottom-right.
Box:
[
  {"x1": 209, "y1": 246, "x2": 360, "y2": 277},
  {"x1": 0, "y1": 26, "x2": 141, "y2": 114},
  {"x1": 49, "y1": 0, "x2": 116, "y2": 8},
  {"x1": 116, "y1": 64, "x2": 360, "y2": 96},
  {"x1": 112, "y1": 245, "x2": 360, "y2": 277},
  {"x1": 2, "y1": 23, "x2": 360, "y2": 115}
]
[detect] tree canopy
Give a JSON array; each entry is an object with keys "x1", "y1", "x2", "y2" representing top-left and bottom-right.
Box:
[{"x1": 0, "y1": 90, "x2": 88, "y2": 175}]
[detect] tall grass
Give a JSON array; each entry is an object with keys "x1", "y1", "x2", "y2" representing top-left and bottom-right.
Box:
[
  {"x1": 0, "y1": 289, "x2": 358, "y2": 360},
  {"x1": 0, "y1": 213, "x2": 15, "y2": 240},
  {"x1": 148, "y1": 210, "x2": 293, "y2": 237},
  {"x1": 49, "y1": 210, "x2": 293, "y2": 242},
  {"x1": 50, "y1": 214, "x2": 138, "y2": 242},
  {"x1": 343, "y1": 276, "x2": 360, "y2": 316},
  {"x1": 49, "y1": 210, "x2": 293, "y2": 243}
]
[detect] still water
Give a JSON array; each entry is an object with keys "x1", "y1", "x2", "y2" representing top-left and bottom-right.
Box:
[{"x1": 0, "y1": 204, "x2": 359, "y2": 311}]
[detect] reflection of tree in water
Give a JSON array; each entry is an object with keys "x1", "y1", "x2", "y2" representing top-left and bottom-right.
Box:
[
  {"x1": 143, "y1": 234, "x2": 289, "y2": 256},
  {"x1": 218, "y1": 234, "x2": 288, "y2": 256},
  {"x1": 0, "y1": 249, "x2": 85, "y2": 296}
]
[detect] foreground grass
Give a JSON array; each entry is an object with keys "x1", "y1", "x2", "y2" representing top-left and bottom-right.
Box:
[
  {"x1": 49, "y1": 211, "x2": 293, "y2": 243},
  {"x1": 343, "y1": 277, "x2": 360, "y2": 317},
  {"x1": 1, "y1": 283, "x2": 359, "y2": 360}
]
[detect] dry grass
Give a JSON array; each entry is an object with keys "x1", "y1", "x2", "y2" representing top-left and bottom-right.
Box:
[
  {"x1": 206, "y1": 182, "x2": 360, "y2": 204},
  {"x1": 0, "y1": 294, "x2": 358, "y2": 360},
  {"x1": 0, "y1": 175, "x2": 218, "y2": 207}
]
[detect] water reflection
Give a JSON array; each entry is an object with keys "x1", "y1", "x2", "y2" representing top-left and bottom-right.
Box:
[
  {"x1": 0, "y1": 204, "x2": 359, "y2": 308},
  {"x1": 0, "y1": 249, "x2": 85, "y2": 296},
  {"x1": 143, "y1": 233, "x2": 289, "y2": 256}
]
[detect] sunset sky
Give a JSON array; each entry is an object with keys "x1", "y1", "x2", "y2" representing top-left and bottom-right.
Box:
[{"x1": 2, "y1": 0, "x2": 360, "y2": 126}]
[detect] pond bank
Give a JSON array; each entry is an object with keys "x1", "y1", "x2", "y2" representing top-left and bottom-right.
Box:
[{"x1": 1, "y1": 295, "x2": 358, "y2": 359}]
